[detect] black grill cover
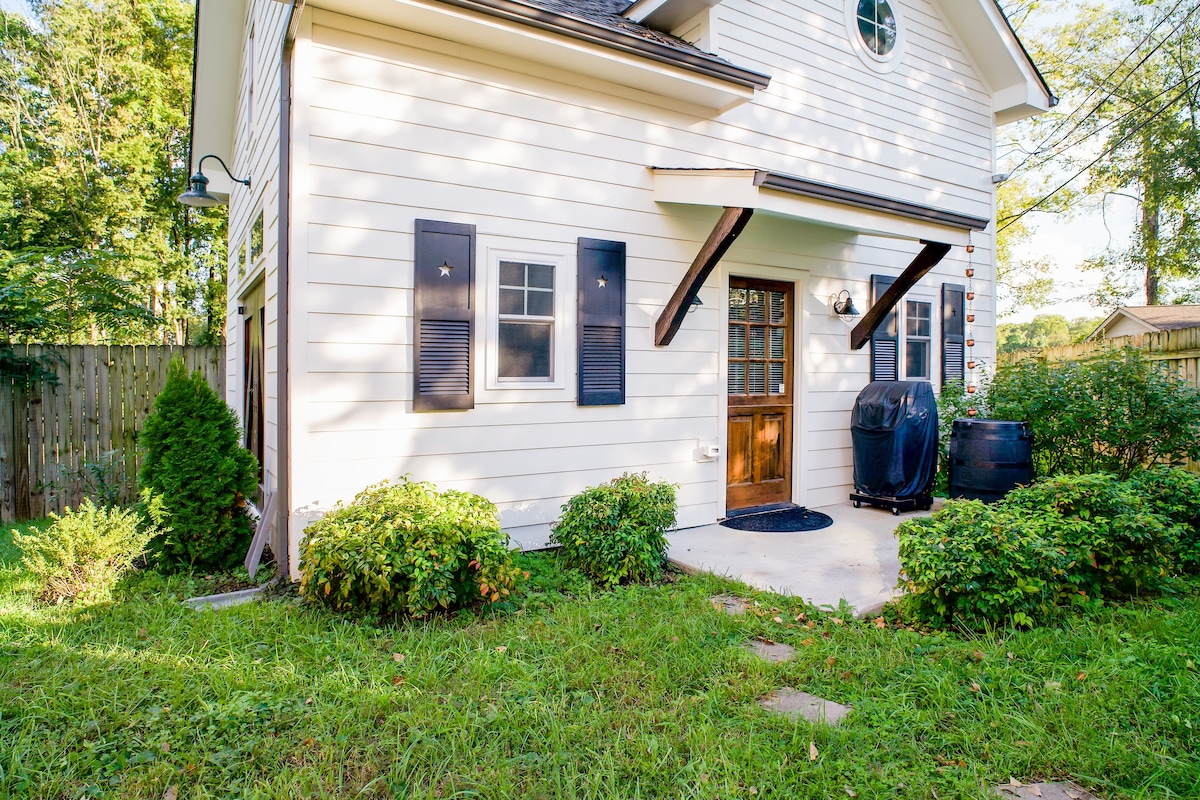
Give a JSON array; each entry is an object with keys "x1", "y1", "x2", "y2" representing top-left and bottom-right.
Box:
[{"x1": 851, "y1": 381, "x2": 938, "y2": 499}]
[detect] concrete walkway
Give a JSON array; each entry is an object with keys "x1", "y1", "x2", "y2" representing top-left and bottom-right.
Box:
[{"x1": 667, "y1": 500, "x2": 939, "y2": 616}]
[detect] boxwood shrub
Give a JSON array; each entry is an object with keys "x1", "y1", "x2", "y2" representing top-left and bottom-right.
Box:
[
  {"x1": 299, "y1": 479, "x2": 522, "y2": 617},
  {"x1": 550, "y1": 472, "x2": 677, "y2": 588},
  {"x1": 897, "y1": 471, "x2": 1193, "y2": 629}
]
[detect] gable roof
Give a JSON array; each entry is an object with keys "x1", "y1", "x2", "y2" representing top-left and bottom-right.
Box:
[{"x1": 1092, "y1": 305, "x2": 1200, "y2": 339}]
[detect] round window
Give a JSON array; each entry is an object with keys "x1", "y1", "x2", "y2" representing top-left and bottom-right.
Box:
[{"x1": 856, "y1": 0, "x2": 897, "y2": 57}]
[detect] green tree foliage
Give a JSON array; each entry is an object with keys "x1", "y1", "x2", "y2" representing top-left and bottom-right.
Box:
[
  {"x1": 0, "y1": 1, "x2": 228, "y2": 345},
  {"x1": 989, "y1": 347, "x2": 1200, "y2": 478},
  {"x1": 139, "y1": 359, "x2": 258, "y2": 570},
  {"x1": 996, "y1": 314, "x2": 1105, "y2": 352},
  {"x1": 999, "y1": 1, "x2": 1200, "y2": 307}
]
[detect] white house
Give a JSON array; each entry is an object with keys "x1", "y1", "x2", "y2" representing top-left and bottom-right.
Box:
[{"x1": 185, "y1": 0, "x2": 1053, "y2": 577}]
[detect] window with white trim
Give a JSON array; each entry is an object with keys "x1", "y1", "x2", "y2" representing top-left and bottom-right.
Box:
[
  {"x1": 498, "y1": 260, "x2": 555, "y2": 380},
  {"x1": 905, "y1": 299, "x2": 931, "y2": 380},
  {"x1": 845, "y1": 0, "x2": 904, "y2": 72}
]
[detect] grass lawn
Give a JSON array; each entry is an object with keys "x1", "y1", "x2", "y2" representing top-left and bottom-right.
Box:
[{"x1": 1, "y1": 523, "x2": 1198, "y2": 799}]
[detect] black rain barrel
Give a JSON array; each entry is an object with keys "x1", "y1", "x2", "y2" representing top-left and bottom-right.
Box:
[{"x1": 948, "y1": 419, "x2": 1034, "y2": 502}]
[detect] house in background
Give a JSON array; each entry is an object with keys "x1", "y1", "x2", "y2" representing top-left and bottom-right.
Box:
[
  {"x1": 186, "y1": 0, "x2": 1052, "y2": 577},
  {"x1": 1088, "y1": 305, "x2": 1200, "y2": 341}
]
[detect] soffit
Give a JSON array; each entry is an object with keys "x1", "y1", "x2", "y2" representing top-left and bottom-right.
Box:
[
  {"x1": 190, "y1": 0, "x2": 247, "y2": 197},
  {"x1": 308, "y1": 0, "x2": 768, "y2": 110},
  {"x1": 934, "y1": 0, "x2": 1055, "y2": 125}
]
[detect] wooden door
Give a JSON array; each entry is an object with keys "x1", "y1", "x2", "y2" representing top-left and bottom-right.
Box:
[{"x1": 727, "y1": 278, "x2": 794, "y2": 511}]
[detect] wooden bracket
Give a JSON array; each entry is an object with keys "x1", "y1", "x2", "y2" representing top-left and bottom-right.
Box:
[
  {"x1": 849, "y1": 240, "x2": 953, "y2": 351},
  {"x1": 655, "y1": 207, "x2": 755, "y2": 347}
]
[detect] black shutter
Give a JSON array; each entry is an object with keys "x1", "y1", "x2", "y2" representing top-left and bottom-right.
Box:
[
  {"x1": 413, "y1": 219, "x2": 475, "y2": 411},
  {"x1": 577, "y1": 238, "x2": 625, "y2": 406},
  {"x1": 870, "y1": 274, "x2": 899, "y2": 381},
  {"x1": 942, "y1": 282, "x2": 965, "y2": 387}
]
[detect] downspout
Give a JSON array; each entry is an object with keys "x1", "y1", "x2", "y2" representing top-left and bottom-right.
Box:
[{"x1": 276, "y1": 0, "x2": 305, "y2": 579}]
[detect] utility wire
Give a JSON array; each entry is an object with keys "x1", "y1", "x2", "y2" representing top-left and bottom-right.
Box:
[
  {"x1": 1006, "y1": 0, "x2": 1196, "y2": 177},
  {"x1": 1017, "y1": 65, "x2": 1200, "y2": 176},
  {"x1": 997, "y1": 73, "x2": 1200, "y2": 233}
]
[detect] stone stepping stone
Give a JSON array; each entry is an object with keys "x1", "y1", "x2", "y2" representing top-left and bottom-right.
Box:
[
  {"x1": 710, "y1": 594, "x2": 752, "y2": 615},
  {"x1": 993, "y1": 781, "x2": 1101, "y2": 799},
  {"x1": 759, "y1": 689, "x2": 851, "y2": 725},
  {"x1": 745, "y1": 637, "x2": 796, "y2": 663}
]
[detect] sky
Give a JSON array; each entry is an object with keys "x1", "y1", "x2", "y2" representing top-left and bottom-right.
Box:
[
  {"x1": 0, "y1": 0, "x2": 31, "y2": 18},
  {"x1": 1001, "y1": 199, "x2": 1137, "y2": 324}
]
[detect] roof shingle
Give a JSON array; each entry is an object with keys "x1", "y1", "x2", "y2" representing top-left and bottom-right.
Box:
[{"x1": 1120, "y1": 305, "x2": 1200, "y2": 331}]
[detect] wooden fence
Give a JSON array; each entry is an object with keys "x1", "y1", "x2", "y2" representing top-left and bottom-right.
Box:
[
  {"x1": 1, "y1": 345, "x2": 225, "y2": 523},
  {"x1": 997, "y1": 327, "x2": 1200, "y2": 381}
]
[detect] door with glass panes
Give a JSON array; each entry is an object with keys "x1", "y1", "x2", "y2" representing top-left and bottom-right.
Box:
[{"x1": 726, "y1": 278, "x2": 793, "y2": 511}]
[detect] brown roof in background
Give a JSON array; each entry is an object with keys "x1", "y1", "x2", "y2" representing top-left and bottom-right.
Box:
[{"x1": 1121, "y1": 305, "x2": 1200, "y2": 331}]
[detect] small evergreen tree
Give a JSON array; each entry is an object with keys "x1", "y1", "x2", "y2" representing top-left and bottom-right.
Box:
[{"x1": 139, "y1": 359, "x2": 258, "y2": 569}]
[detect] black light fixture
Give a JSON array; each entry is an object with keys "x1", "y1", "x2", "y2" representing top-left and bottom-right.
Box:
[
  {"x1": 830, "y1": 290, "x2": 860, "y2": 323},
  {"x1": 177, "y1": 154, "x2": 251, "y2": 207},
  {"x1": 688, "y1": 295, "x2": 704, "y2": 313}
]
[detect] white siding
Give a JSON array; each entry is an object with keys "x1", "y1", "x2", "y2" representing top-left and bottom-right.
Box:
[
  {"x1": 262, "y1": 1, "x2": 1001, "y2": 562},
  {"x1": 225, "y1": 0, "x2": 293, "y2": 531},
  {"x1": 1105, "y1": 316, "x2": 1153, "y2": 339}
]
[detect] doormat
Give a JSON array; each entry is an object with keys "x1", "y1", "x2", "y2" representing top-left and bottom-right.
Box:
[{"x1": 719, "y1": 507, "x2": 834, "y2": 532}]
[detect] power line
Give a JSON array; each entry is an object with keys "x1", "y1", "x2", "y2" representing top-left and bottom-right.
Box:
[
  {"x1": 1017, "y1": 65, "x2": 1200, "y2": 176},
  {"x1": 997, "y1": 72, "x2": 1200, "y2": 233},
  {"x1": 1006, "y1": 0, "x2": 1196, "y2": 177}
]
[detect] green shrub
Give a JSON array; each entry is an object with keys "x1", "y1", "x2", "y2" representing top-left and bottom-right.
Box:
[
  {"x1": 897, "y1": 499, "x2": 1065, "y2": 629},
  {"x1": 139, "y1": 359, "x2": 259, "y2": 570},
  {"x1": 897, "y1": 473, "x2": 1183, "y2": 629},
  {"x1": 1129, "y1": 466, "x2": 1200, "y2": 572},
  {"x1": 989, "y1": 348, "x2": 1200, "y2": 478},
  {"x1": 550, "y1": 472, "x2": 677, "y2": 588},
  {"x1": 1005, "y1": 474, "x2": 1177, "y2": 598},
  {"x1": 13, "y1": 494, "x2": 164, "y2": 605},
  {"x1": 299, "y1": 479, "x2": 523, "y2": 617}
]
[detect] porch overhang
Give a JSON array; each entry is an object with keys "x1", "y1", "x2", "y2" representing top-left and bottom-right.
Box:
[
  {"x1": 650, "y1": 168, "x2": 980, "y2": 348},
  {"x1": 650, "y1": 168, "x2": 988, "y2": 242}
]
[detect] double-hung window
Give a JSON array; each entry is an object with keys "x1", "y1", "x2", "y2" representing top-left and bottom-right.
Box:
[
  {"x1": 871, "y1": 274, "x2": 937, "y2": 382},
  {"x1": 498, "y1": 260, "x2": 555, "y2": 381},
  {"x1": 905, "y1": 300, "x2": 931, "y2": 380}
]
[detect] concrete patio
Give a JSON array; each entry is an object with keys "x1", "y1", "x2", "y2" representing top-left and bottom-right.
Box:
[{"x1": 667, "y1": 500, "x2": 940, "y2": 616}]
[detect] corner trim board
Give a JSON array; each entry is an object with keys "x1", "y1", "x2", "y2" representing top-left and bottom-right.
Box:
[
  {"x1": 850, "y1": 241, "x2": 953, "y2": 351},
  {"x1": 655, "y1": 206, "x2": 754, "y2": 347}
]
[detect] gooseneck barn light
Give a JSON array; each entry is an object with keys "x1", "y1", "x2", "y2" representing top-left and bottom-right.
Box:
[
  {"x1": 177, "y1": 154, "x2": 251, "y2": 207},
  {"x1": 829, "y1": 289, "x2": 861, "y2": 323}
]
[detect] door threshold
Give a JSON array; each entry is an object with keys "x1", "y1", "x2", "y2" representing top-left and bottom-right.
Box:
[{"x1": 723, "y1": 502, "x2": 801, "y2": 520}]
